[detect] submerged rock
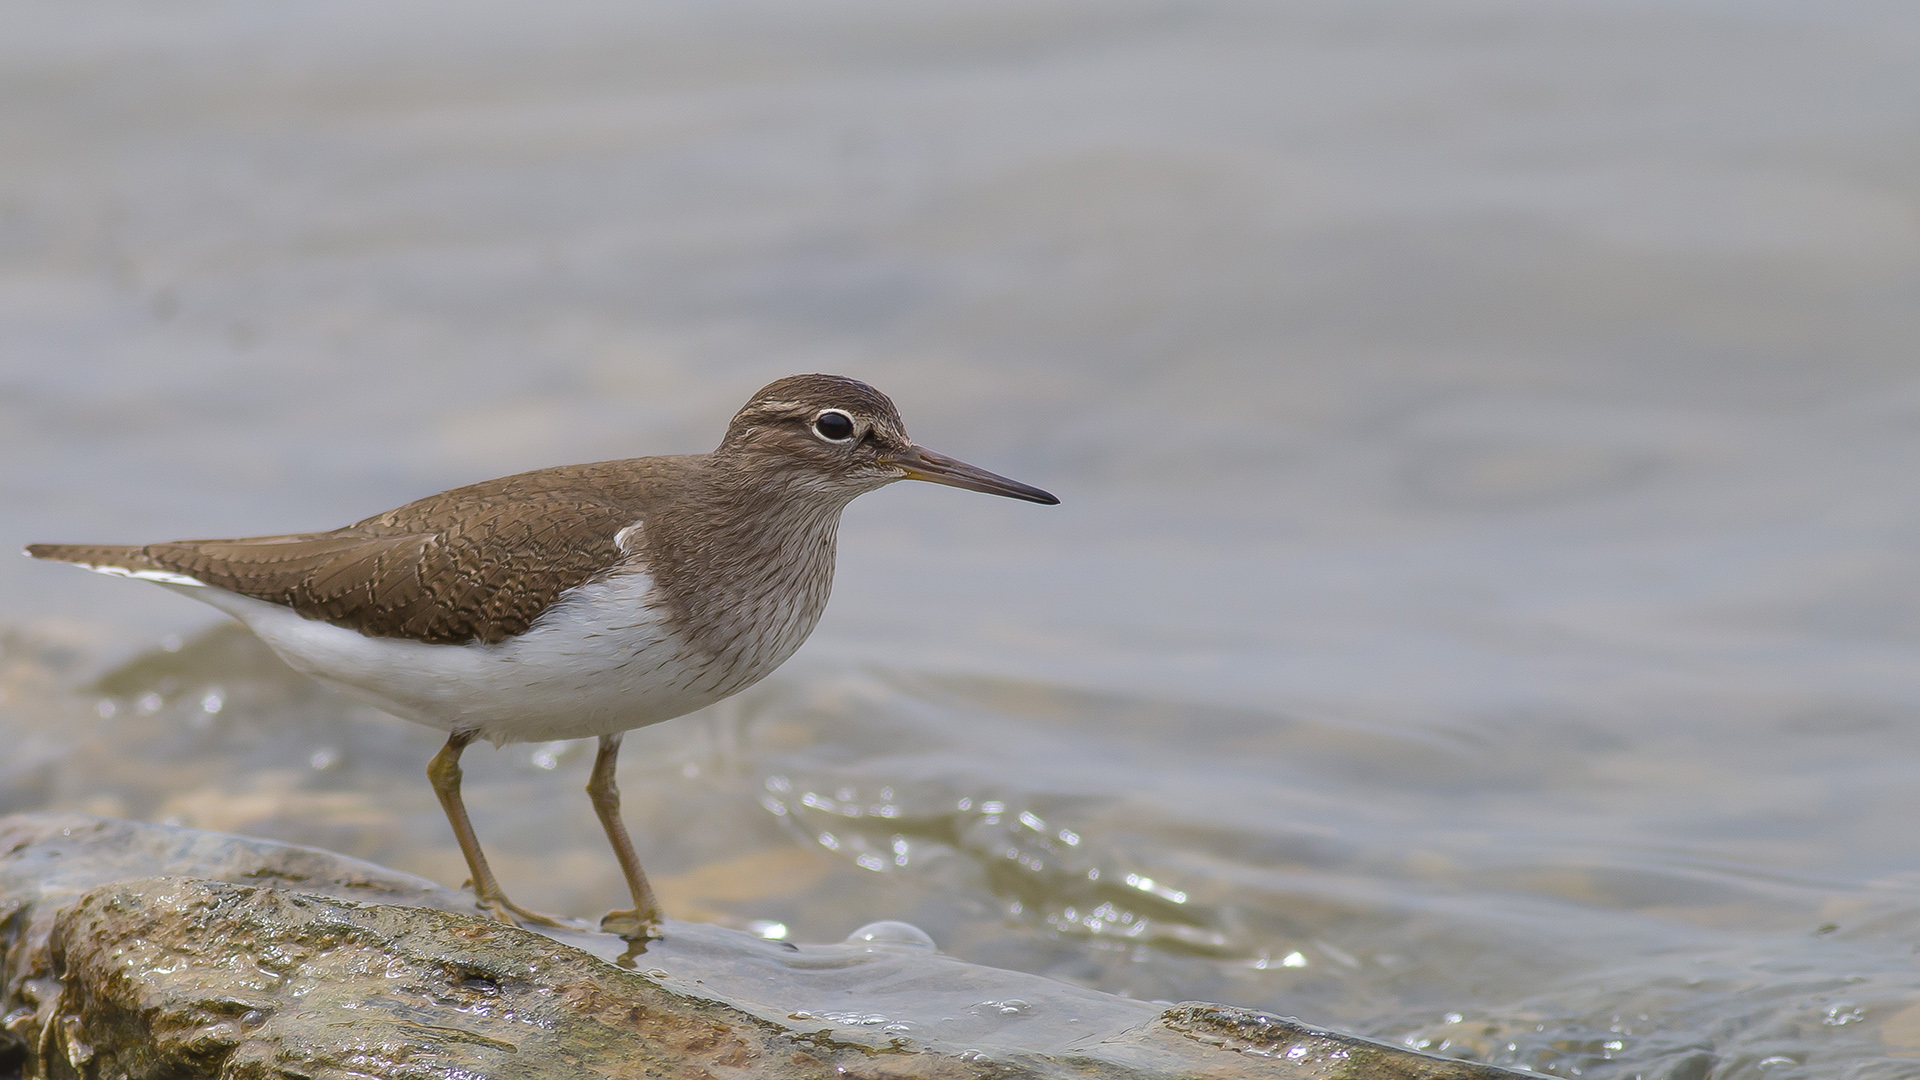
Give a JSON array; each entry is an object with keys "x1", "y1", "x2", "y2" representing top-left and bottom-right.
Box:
[{"x1": 0, "y1": 813, "x2": 1520, "y2": 1079}]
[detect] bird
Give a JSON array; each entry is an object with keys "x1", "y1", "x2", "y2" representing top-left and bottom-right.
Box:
[{"x1": 25, "y1": 374, "x2": 1058, "y2": 940}]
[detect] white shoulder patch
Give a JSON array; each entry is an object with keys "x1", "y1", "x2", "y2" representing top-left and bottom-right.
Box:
[
  {"x1": 614, "y1": 521, "x2": 645, "y2": 555},
  {"x1": 81, "y1": 563, "x2": 206, "y2": 587}
]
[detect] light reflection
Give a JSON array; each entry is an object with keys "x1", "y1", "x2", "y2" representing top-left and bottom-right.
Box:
[
  {"x1": 764, "y1": 777, "x2": 1225, "y2": 955},
  {"x1": 1123, "y1": 874, "x2": 1187, "y2": 904}
]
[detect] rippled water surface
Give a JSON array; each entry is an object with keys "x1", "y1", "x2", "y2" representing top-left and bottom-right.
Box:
[{"x1": 5, "y1": 2, "x2": 1920, "y2": 1077}]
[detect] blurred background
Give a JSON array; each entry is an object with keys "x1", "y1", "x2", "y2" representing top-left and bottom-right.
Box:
[{"x1": 4, "y1": 1, "x2": 1920, "y2": 1076}]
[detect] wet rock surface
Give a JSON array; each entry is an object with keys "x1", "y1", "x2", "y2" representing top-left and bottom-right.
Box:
[{"x1": 0, "y1": 813, "x2": 1521, "y2": 1078}]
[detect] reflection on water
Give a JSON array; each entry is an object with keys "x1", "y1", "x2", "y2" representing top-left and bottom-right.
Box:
[{"x1": 6, "y1": 1, "x2": 1920, "y2": 1078}]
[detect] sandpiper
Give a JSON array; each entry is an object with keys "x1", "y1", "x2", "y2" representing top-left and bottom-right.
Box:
[{"x1": 26, "y1": 374, "x2": 1057, "y2": 939}]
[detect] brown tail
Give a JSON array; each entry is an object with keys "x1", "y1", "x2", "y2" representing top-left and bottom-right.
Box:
[{"x1": 24, "y1": 543, "x2": 166, "y2": 572}]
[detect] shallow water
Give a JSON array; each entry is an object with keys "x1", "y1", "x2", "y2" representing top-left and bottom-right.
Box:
[{"x1": 5, "y1": 1, "x2": 1920, "y2": 1076}]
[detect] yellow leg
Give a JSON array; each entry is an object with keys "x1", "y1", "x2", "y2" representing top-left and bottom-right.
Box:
[
  {"x1": 427, "y1": 731, "x2": 566, "y2": 928},
  {"x1": 587, "y1": 732, "x2": 664, "y2": 940}
]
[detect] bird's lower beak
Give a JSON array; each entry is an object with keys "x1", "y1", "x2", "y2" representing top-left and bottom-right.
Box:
[{"x1": 886, "y1": 445, "x2": 1060, "y2": 505}]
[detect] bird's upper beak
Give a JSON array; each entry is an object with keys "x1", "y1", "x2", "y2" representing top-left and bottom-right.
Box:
[{"x1": 884, "y1": 445, "x2": 1060, "y2": 505}]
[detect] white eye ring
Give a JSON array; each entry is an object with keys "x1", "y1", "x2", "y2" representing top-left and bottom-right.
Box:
[{"x1": 813, "y1": 409, "x2": 856, "y2": 442}]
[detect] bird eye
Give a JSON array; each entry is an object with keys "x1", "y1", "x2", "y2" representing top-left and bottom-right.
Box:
[{"x1": 813, "y1": 410, "x2": 855, "y2": 442}]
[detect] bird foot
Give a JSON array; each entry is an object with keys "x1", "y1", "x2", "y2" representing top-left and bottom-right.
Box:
[
  {"x1": 474, "y1": 893, "x2": 573, "y2": 930},
  {"x1": 600, "y1": 907, "x2": 663, "y2": 942}
]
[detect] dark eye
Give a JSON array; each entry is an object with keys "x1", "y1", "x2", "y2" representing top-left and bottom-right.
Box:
[{"x1": 813, "y1": 410, "x2": 855, "y2": 441}]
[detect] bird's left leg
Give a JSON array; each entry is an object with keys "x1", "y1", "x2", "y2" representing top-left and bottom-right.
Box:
[{"x1": 428, "y1": 729, "x2": 568, "y2": 928}]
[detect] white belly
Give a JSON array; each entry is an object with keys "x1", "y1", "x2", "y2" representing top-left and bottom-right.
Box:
[{"x1": 161, "y1": 570, "x2": 763, "y2": 745}]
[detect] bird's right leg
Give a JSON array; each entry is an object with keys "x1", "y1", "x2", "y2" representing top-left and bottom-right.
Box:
[
  {"x1": 427, "y1": 730, "x2": 566, "y2": 928},
  {"x1": 586, "y1": 732, "x2": 665, "y2": 941}
]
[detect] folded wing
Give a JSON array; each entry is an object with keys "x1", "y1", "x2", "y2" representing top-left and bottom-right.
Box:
[{"x1": 28, "y1": 495, "x2": 639, "y2": 645}]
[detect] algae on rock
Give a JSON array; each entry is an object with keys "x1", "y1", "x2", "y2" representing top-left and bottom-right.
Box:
[{"x1": 0, "y1": 814, "x2": 1521, "y2": 1079}]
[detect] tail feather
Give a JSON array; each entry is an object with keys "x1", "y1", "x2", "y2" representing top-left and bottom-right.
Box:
[
  {"x1": 27, "y1": 542, "x2": 148, "y2": 567},
  {"x1": 24, "y1": 543, "x2": 206, "y2": 586}
]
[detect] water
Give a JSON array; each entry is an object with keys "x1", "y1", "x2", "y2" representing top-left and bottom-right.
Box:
[{"x1": 4, "y1": 1, "x2": 1920, "y2": 1076}]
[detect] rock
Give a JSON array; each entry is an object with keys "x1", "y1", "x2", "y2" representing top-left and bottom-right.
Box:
[{"x1": 0, "y1": 813, "x2": 1522, "y2": 1079}]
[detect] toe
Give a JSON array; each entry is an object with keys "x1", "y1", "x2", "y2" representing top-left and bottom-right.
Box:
[
  {"x1": 475, "y1": 895, "x2": 571, "y2": 929},
  {"x1": 600, "y1": 908, "x2": 663, "y2": 940}
]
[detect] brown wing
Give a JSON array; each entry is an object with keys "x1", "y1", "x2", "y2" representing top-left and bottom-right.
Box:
[{"x1": 28, "y1": 469, "x2": 656, "y2": 645}]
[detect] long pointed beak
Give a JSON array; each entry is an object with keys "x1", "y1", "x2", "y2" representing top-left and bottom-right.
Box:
[{"x1": 885, "y1": 445, "x2": 1060, "y2": 505}]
